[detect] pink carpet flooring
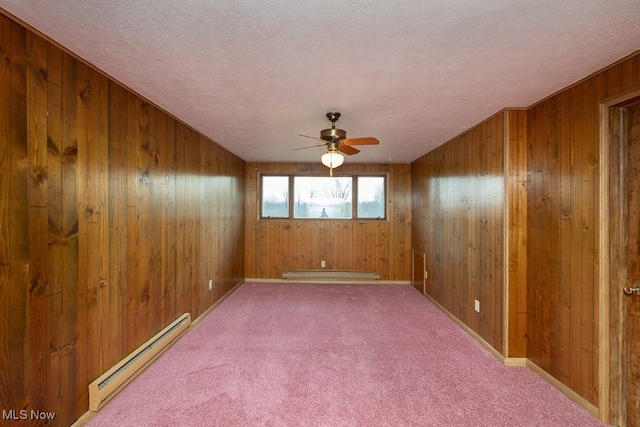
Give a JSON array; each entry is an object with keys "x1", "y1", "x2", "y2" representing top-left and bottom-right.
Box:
[{"x1": 86, "y1": 282, "x2": 604, "y2": 426}]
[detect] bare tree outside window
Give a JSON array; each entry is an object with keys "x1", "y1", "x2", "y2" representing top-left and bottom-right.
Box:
[
  {"x1": 294, "y1": 177, "x2": 352, "y2": 218},
  {"x1": 321, "y1": 178, "x2": 351, "y2": 201}
]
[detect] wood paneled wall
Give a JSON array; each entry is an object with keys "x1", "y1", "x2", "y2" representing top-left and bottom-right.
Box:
[
  {"x1": 245, "y1": 162, "x2": 411, "y2": 281},
  {"x1": 506, "y1": 109, "x2": 528, "y2": 358},
  {"x1": 0, "y1": 14, "x2": 245, "y2": 426},
  {"x1": 411, "y1": 111, "x2": 511, "y2": 353},
  {"x1": 411, "y1": 51, "x2": 640, "y2": 410},
  {"x1": 526, "y1": 52, "x2": 640, "y2": 406}
]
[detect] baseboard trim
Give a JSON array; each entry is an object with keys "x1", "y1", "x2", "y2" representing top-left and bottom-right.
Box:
[
  {"x1": 422, "y1": 292, "x2": 599, "y2": 418},
  {"x1": 526, "y1": 360, "x2": 599, "y2": 417},
  {"x1": 245, "y1": 277, "x2": 411, "y2": 285},
  {"x1": 503, "y1": 357, "x2": 528, "y2": 367}
]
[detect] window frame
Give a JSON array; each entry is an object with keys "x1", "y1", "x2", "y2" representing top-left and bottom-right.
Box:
[{"x1": 259, "y1": 172, "x2": 387, "y2": 221}]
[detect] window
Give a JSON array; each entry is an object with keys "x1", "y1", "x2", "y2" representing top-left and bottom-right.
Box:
[
  {"x1": 260, "y1": 174, "x2": 386, "y2": 220},
  {"x1": 261, "y1": 175, "x2": 289, "y2": 218},
  {"x1": 294, "y1": 177, "x2": 352, "y2": 219},
  {"x1": 357, "y1": 176, "x2": 385, "y2": 219}
]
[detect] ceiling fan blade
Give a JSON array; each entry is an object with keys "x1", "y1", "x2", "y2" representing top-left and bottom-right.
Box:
[
  {"x1": 338, "y1": 144, "x2": 360, "y2": 155},
  {"x1": 294, "y1": 143, "x2": 326, "y2": 151},
  {"x1": 298, "y1": 134, "x2": 325, "y2": 142},
  {"x1": 342, "y1": 137, "x2": 379, "y2": 146}
]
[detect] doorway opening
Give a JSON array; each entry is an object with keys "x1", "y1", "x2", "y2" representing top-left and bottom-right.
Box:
[{"x1": 601, "y1": 90, "x2": 640, "y2": 426}]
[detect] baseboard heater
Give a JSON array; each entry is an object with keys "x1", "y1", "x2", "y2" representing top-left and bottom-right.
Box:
[
  {"x1": 88, "y1": 312, "x2": 191, "y2": 411},
  {"x1": 281, "y1": 270, "x2": 380, "y2": 281}
]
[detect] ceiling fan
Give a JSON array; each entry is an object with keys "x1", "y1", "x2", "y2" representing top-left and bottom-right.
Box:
[{"x1": 296, "y1": 112, "x2": 379, "y2": 176}]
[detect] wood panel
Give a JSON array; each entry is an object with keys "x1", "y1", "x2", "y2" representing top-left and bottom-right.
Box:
[
  {"x1": 48, "y1": 42, "x2": 80, "y2": 422},
  {"x1": 526, "y1": 52, "x2": 640, "y2": 407},
  {"x1": 606, "y1": 104, "x2": 626, "y2": 426},
  {"x1": 0, "y1": 15, "x2": 28, "y2": 418},
  {"x1": 412, "y1": 112, "x2": 506, "y2": 353},
  {"x1": 76, "y1": 59, "x2": 110, "y2": 415},
  {"x1": 506, "y1": 109, "x2": 528, "y2": 357},
  {"x1": 245, "y1": 162, "x2": 411, "y2": 281},
  {"x1": 0, "y1": 13, "x2": 245, "y2": 426},
  {"x1": 625, "y1": 102, "x2": 640, "y2": 427}
]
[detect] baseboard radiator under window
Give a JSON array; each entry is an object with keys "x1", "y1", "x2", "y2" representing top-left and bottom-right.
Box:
[
  {"x1": 281, "y1": 270, "x2": 380, "y2": 281},
  {"x1": 88, "y1": 312, "x2": 191, "y2": 411}
]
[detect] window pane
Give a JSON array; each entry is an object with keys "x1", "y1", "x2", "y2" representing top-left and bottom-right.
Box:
[
  {"x1": 357, "y1": 176, "x2": 385, "y2": 218},
  {"x1": 261, "y1": 176, "x2": 289, "y2": 218},
  {"x1": 294, "y1": 177, "x2": 352, "y2": 218}
]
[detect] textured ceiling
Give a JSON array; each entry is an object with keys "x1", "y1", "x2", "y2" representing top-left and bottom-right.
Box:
[{"x1": 1, "y1": 1, "x2": 640, "y2": 165}]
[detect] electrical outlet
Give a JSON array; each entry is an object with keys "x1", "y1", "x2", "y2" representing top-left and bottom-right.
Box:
[
  {"x1": 424, "y1": 270, "x2": 428, "y2": 279},
  {"x1": 321, "y1": 260, "x2": 326, "y2": 268},
  {"x1": 474, "y1": 299, "x2": 480, "y2": 312},
  {"x1": 208, "y1": 279, "x2": 213, "y2": 291}
]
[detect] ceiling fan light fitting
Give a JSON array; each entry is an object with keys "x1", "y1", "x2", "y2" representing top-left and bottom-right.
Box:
[{"x1": 321, "y1": 150, "x2": 344, "y2": 168}]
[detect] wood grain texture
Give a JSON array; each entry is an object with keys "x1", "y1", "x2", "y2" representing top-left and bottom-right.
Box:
[
  {"x1": 527, "y1": 86, "x2": 597, "y2": 403},
  {"x1": 245, "y1": 162, "x2": 411, "y2": 281},
  {"x1": 0, "y1": 15, "x2": 28, "y2": 418},
  {"x1": 526, "y1": 52, "x2": 640, "y2": 408},
  {"x1": 601, "y1": 87, "x2": 640, "y2": 426},
  {"x1": 625, "y1": 103, "x2": 640, "y2": 427},
  {"x1": 0, "y1": 13, "x2": 245, "y2": 425},
  {"x1": 605, "y1": 104, "x2": 625, "y2": 426},
  {"x1": 412, "y1": 111, "x2": 506, "y2": 353},
  {"x1": 506, "y1": 109, "x2": 528, "y2": 358}
]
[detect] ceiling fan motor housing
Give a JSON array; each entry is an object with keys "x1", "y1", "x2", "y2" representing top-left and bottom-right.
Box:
[{"x1": 320, "y1": 127, "x2": 347, "y2": 142}]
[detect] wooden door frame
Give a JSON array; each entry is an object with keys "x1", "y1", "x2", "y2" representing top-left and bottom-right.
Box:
[{"x1": 599, "y1": 87, "x2": 640, "y2": 425}]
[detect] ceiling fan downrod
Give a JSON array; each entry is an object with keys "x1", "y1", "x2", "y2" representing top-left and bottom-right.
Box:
[
  {"x1": 327, "y1": 112, "x2": 340, "y2": 126},
  {"x1": 321, "y1": 112, "x2": 347, "y2": 142}
]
